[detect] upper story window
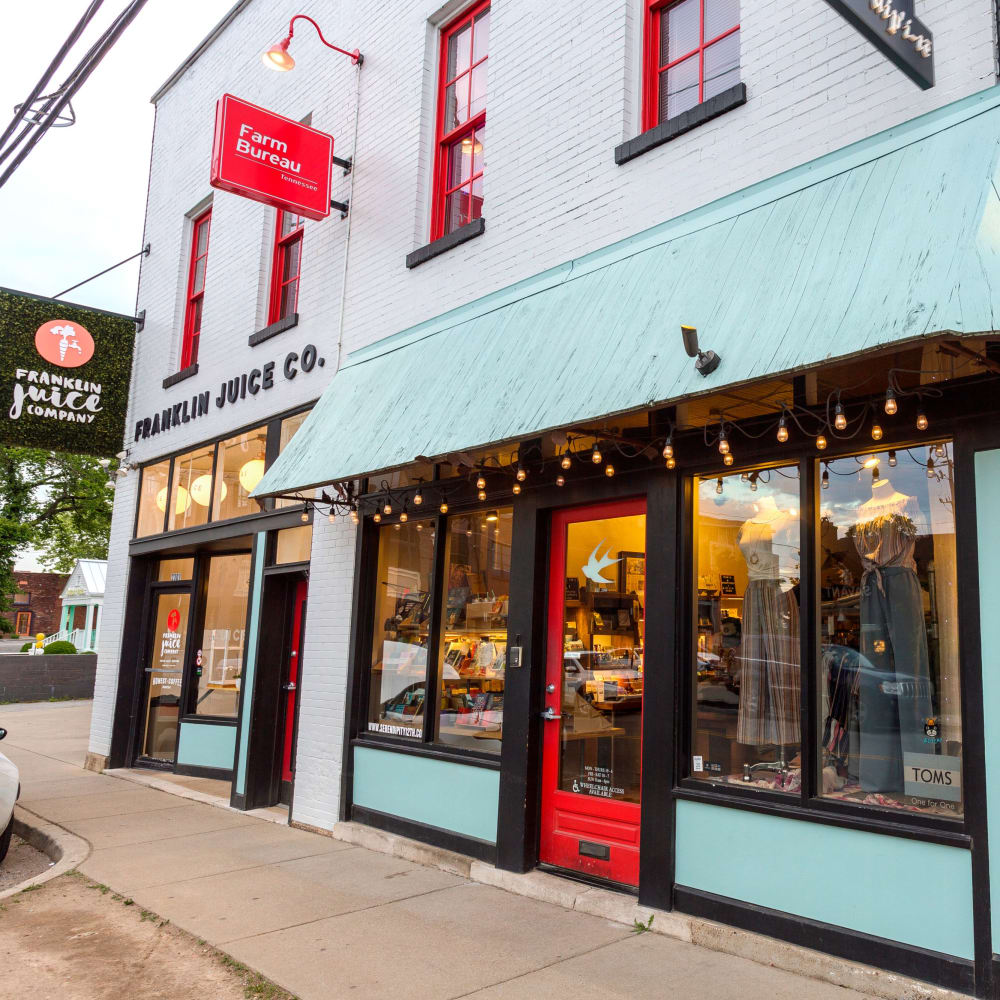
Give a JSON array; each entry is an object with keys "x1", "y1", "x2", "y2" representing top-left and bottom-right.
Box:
[
  {"x1": 643, "y1": 0, "x2": 740, "y2": 130},
  {"x1": 269, "y1": 210, "x2": 304, "y2": 324},
  {"x1": 432, "y1": 2, "x2": 489, "y2": 241},
  {"x1": 181, "y1": 208, "x2": 212, "y2": 369}
]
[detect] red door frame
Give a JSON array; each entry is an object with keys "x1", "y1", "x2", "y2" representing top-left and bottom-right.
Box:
[
  {"x1": 538, "y1": 496, "x2": 646, "y2": 887},
  {"x1": 281, "y1": 580, "x2": 307, "y2": 784}
]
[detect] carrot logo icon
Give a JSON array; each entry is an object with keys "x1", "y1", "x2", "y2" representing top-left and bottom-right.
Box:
[{"x1": 34, "y1": 320, "x2": 95, "y2": 368}]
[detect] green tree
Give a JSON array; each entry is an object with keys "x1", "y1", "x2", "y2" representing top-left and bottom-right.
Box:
[{"x1": 0, "y1": 447, "x2": 113, "y2": 632}]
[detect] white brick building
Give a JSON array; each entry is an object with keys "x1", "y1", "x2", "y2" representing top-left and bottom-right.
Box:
[{"x1": 90, "y1": 0, "x2": 1000, "y2": 989}]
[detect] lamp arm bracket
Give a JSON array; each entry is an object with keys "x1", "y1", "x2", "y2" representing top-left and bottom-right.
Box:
[{"x1": 286, "y1": 14, "x2": 363, "y2": 64}]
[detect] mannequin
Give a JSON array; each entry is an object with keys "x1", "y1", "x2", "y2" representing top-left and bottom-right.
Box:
[
  {"x1": 736, "y1": 497, "x2": 800, "y2": 747},
  {"x1": 854, "y1": 477, "x2": 933, "y2": 792}
]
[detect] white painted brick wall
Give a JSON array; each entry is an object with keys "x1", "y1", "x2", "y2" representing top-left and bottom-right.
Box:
[{"x1": 89, "y1": 0, "x2": 999, "y2": 822}]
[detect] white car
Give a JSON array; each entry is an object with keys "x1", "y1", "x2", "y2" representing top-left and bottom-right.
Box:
[{"x1": 0, "y1": 728, "x2": 19, "y2": 862}]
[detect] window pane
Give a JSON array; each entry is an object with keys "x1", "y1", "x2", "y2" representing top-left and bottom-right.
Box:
[
  {"x1": 282, "y1": 238, "x2": 301, "y2": 283},
  {"x1": 367, "y1": 520, "x2": 436, "y2": 738},
  {"x1": 469, "y1": 61, "x2": 487, "y2": 119},
  {"x1": 444, "y1": 188, "x2": 468, "y2": 234},
  {"x1": 168, "y1": 445, "x2": 215, "y2": 531},
  {"x1": 704, "y1": 29, "x2": 740, "y2": 100},
  {"x1": 448, "y1": 136, "x2": 474, "y2": 191},
  {"x1": 275, "y1": 410, "x2": 311, "y2": 509},
  {"x1": 279, "y1": 278, "x2": 299, "y2": 320},
  {"x1": 435, "y1": 508, "x2": 511, "y2": 752},
  {"x1": 193, "y1": 255, "x2": 206, "y2": 294},
  {"x1": 136, "y1": 460, "x2": 170, "y2": 537},
  {"x1": 444, "y1": 74, "x2": 471, "y2": 132},
  {"x1": 472, "y1": 8, "x2": 489, "y2": 62},
  {"x1": 213, "y1": 426, "x2": 268, "y2": 522},
  {"x1": 195, "y1": 216, "x2": 210, "y2": 256},
  {"x1": 157, "y1": 558, "x2": 194, "y2": 582},
  {"x1": 446, "y1": 21, "x2": 473, "y2": 79},
  {"x1": 274, "y1": 524, "x2": 312, "y2": 565},
  {"x1": 660, "y1": 55, "x2": 700, "y2": 121},
  {"x1": 470, "y1": 176, "x2": 484, "y2": 222},
  {"x1": 692, "y1": 467, "x2": 801, "y2": 793},
  {"x1": 662, "y1": 0, "x2": 699, "y2": 65},
  {"x1": 472, "y1": 124, "x2": 485, "y2": 176},
  {"x1": 704, "y1": 0, "x2": 740, "y2": 40},
  {"x1": 189, "y1": 296, "x2": 203, "y2": 336},
  {"x1": 818, "y1": 444, "x2": 962, "y2": 818},
  {"x1": 280, "y1": 212, "x2": 304, "y2": 238},
  {"x1": 192, "y1": 554, "x2": 251, "y2": 717}
]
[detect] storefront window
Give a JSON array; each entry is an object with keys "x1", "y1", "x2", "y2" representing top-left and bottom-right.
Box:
[
  {"x1": 274, "y1": 524, "x2": 312, "y2": 564},
  {"x1": 157, "y1": 558, "x2": 194, "y2": 582},
  {"x1": 818, "y1": 444, "x2": 962, "y2": 817},
  {"x1": 692, "y1": 466, "x2": 801, "y2": 792},
  {"x1": 168, "y1": 445, "x2": 215, "y2": 531},
  {"x1": 275, "y1": 410, "x2": 310, "y2": 509},
  {"x1": 136, "y1": 460, "x2": 170, "y2": 537},
  {"x1": 435, "y1": 508, "x2": 511, "y2": 752},
  {"x1": 191, "y1": 553, "x2": 251, "y2": 717},
  {"x1": 367, "y1": 520, "x2": 436, "y2": 738},
  {"x1": 214, "y1": 426, "x2": 268, "y2": 522}
]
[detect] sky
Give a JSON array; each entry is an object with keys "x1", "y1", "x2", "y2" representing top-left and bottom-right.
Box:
[
  {"x1": 1, "y1": 1, "x2": 237, "y2": 572},
  {"x1": 0, "y1": 0, "x2": 238, "y2": 316}
]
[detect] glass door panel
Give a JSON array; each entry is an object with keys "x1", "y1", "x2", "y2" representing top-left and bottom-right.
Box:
[{"x1": 141, "y1": 591, "x2": 191, "y2": 761}]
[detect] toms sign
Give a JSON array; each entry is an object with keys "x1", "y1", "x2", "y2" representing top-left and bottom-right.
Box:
[{"x1": 210, "y1": 94, "x2": 334, "y2": 221}]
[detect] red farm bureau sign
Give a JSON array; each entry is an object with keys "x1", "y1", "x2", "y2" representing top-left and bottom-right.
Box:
[{"x1": 210, "y1": 94, "x2": 333, "y2": 221}]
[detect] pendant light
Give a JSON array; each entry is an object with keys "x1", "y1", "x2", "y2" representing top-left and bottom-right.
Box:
[
  {"x1": 777, "y1": 416, "x2": 788, "y2": 443},
  {"x1": 871, "y1": 422, "x2": 883, "y2": 441},
  {"x1": 816, "y1": 434, "x2": 828, "y2": 450},
  {"x1": 723, "y1": 453, "x2": 734, "y2": 466},
  {"x1": 475, "y1": 474, "x2": 486, "y2": 490},
  {"x1": 591, "y1": 444, "x2": 602, "y2": 464},
  {"x1": 822, "y1": 468, "x2": 829, "y2": 489},
  {"x1": 439, "y1": 501, "x2": 449, "y2": 514},
  {"x1": 718, "y1": 430, "x2": 730, "y2": 455},
  {"x1": 604, "y1": 464, "x2": 615, "y2": 477},
  {"x1": 516, "y1": 465, "x2": 527, "y2": 482},
  {"x1": 715, "y1": 478, "x2": 723, "y2": 495},
  {"x1": 916, "y1": 410, "x2": 929, "y2": 431},
  {"x1": 884, "y1": 388, "x2": 897, "y2": 415},
  {"x1": 556, "y1": 475, "x2": 565, "y2": 486},
  {"x1": 561, "y1": 452, "x2": 572, "y2": 470},
  {"x1": 662, "y1": 437, "x2": 674, "y2": 460},
  {"x1": 373, "y1": 512, "x2": 382, "y2": 523},
  {"x1": 478, "y1": 490, "x2": 487, "y2": 501},
  {"x1": 513, "y1": 482, "x2": 522, "y2": 495},
  {"x1": 888, "y1": 450, "x2": 897, "y2": 467},
  {"x1": 413, "y1": 490, "x2": 423, "y2": 506},
  {"x1": 238, "y1": 457, "x2": 266, "y2": 493},
  {"x1": 834, "y1": 404, "x2": 847, "y2": 431}
]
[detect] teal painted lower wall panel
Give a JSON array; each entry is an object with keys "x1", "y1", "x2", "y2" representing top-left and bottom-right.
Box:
[
  {"x1": 353, "y1": 747, "x2": 499, "y2": 843},
  {"x1": 675, "y1": 800, "x2": 974, "y2": 959},
  {"x1": 976, "y1": 449, "x2": 1000, "y2": 954},
  {"x1": 176, "y1": 722, "x2": 236, "y2": 772}
]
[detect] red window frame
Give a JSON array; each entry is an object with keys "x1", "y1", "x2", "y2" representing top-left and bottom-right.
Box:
[
  {"x1": 268, "y1": 210, "x2": 305, "y2": 324},
  {"x1": 430, "y1": 0, "x2": 489, "y2": 242},
  {"x1": 181, "y1": 207, "x2": 212, "y2": 370},
  {"x1": 642, "y1": 0, "x2": 740, "y2": 132}
]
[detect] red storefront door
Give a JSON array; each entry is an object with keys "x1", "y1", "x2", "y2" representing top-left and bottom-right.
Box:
[{"x1": 539, "y1": 498, "x2": 647, "y2": 886}]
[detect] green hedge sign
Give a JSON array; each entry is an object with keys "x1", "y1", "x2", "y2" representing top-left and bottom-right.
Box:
[{"x1": 0, "y1": 287, "x2": 136, "y2": 458}]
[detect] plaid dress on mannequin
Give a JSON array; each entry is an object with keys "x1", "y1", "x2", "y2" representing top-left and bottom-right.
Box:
[{"x1": 736, "y1": 518, "x2": 801, "y2": 746}]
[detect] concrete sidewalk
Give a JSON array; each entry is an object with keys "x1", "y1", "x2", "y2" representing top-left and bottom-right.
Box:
[{"x1": 0, "y1": 701, "x2": 886, "y2": 999}]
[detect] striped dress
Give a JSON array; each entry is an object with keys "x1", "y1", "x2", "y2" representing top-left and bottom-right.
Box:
[{"x1": 736, "y1": 518, "x2": 801, "y2": 747}]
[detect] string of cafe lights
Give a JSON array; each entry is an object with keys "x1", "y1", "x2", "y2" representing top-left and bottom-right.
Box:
[{"x1": 295, "y1": 358, "x2": 977, "y2": 524}]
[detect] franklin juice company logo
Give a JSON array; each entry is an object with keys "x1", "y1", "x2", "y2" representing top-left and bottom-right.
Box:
[{"x1": 8, "y1": 320, "x2": 103, "y2": 425}]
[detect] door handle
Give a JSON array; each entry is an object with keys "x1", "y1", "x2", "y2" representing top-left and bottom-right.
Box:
[
  {"x1": 283, "y1": 682, "x2": 297, "y2": 692},
  {"x1": 540, "y1": 707, "x2": 563, "y2": 721}
]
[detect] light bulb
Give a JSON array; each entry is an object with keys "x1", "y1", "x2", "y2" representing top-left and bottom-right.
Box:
[
  {"x1": 476, "y1": 475, "x2": 486, "y2": 490},
  {"x1": 416, "y1": 522, "x2": 424, "y2": 531},
  {"x1": 871, "y1": 465, "x2": 880, "y2": 483},
  {"x1": 884, "y1": 388, "x2": 897, "y2": 415},
  {"x1": 927, "y1": 455, "x2": 936, "y2": 478},
  {"x1": 604, "y1": 464, "x2": 614, "y2": 477},
  {"x1": 888, "y1": 450, "x2": 897, "y2": 468},
  {"x1": 816, "y1": 434, "x2": 828, "y2": 450},
  {"x1": 718, "y1": 434, "x2": 729, "y2": 456},
  {"x1": 300, "y1": 511, "x2": 309, "y2": 523},
  {"x1": 373, "y1": 512, "x2": 381, "y2": 523},
  {"x1": 513, "y1": 482, "x2": 522, "y2": 494},
  {"x1": 560, "y1": 453, "x2": 572, "y2": 470},
  {"x1": 591, "y1": 446, "x2": 602, "y2": 464},
  {"x1": 400, "y1": 511, "x2": 408, "y2": 523},
  {"x1": 439, "y1": 501, "x2": 449, "y2": 514},
  {"x1": 413, "y1": 491, "x2": 423, "y2": 506},
  {"x1": 723, "y1": 453, "x2": 734, "y2": 466},
  {"x1": 834, "y1": 404, "x2": 847, "y2": 431},
  {"x1": 383, "y1": 502, "x2": 392, "y2": 515},
  {"x1": 741, "y1": 472, "x2": 749, "y2": 483},
  {"x1": 351, "y1": 510, "x2": 360, "y2": 524},
  {"x1": 871, "y1": 422, "x2": 883, "y2": 441},
  {"x1": 394, "y1": 523, "x2": 401, "y2": 532},
  {"x1": 516, "y1": 466, "x2": 526, "y2": 482},
  {"x1": 328, "y1": 511, "x2": 336, "y2": 524},
  {"x1": 556, "y1": 475, "x2": 565, "y2": 486},
  {"x1": 715, "y1": 478, "x2": 723, "y2": 495},
  {"x1": 934, "y1": 442, "x2": 945, "y2": 458},
  {"x1": 750, "y1": 477, "x2": 758, "y2": 492},
  {"x1": 916, "y1": 411, "x2": 928, "y2": 431},
  {"x1": 478, "y1": 490, "x2": 487, "y2": 501},
  {"x1": 665, "y1": 457, "x2": 676, "y2": 470},
  {"x1": 822, "y1": 469, "x2": 829, "y2": 490},
  {"x1": 777, "y1": 417, "x2": 788, "y2": 443},
  {"x1": 663, "y1": 439, "x2": 674, "y2": 460}
]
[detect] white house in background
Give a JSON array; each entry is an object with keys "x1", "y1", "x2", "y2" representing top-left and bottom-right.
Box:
[{"x1": 55, "y1": 559, "x2": 107, "y2": 652}]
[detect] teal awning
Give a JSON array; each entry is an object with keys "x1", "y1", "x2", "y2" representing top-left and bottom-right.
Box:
[{"x1": 255, "y1": 84, "x2": 1000, "y2": 497}]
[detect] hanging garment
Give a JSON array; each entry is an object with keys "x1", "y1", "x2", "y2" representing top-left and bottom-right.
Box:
[
  {"x1": 736, "y1": 519, "x2": 801, "y2": 746},
  {"x1": 854, "y1": 513, "x2": 934, "y2": 791}
]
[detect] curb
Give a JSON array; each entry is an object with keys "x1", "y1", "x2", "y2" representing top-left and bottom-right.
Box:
[{"x1": 1, "y1": 805, "x2": 90, "y2": 900}]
